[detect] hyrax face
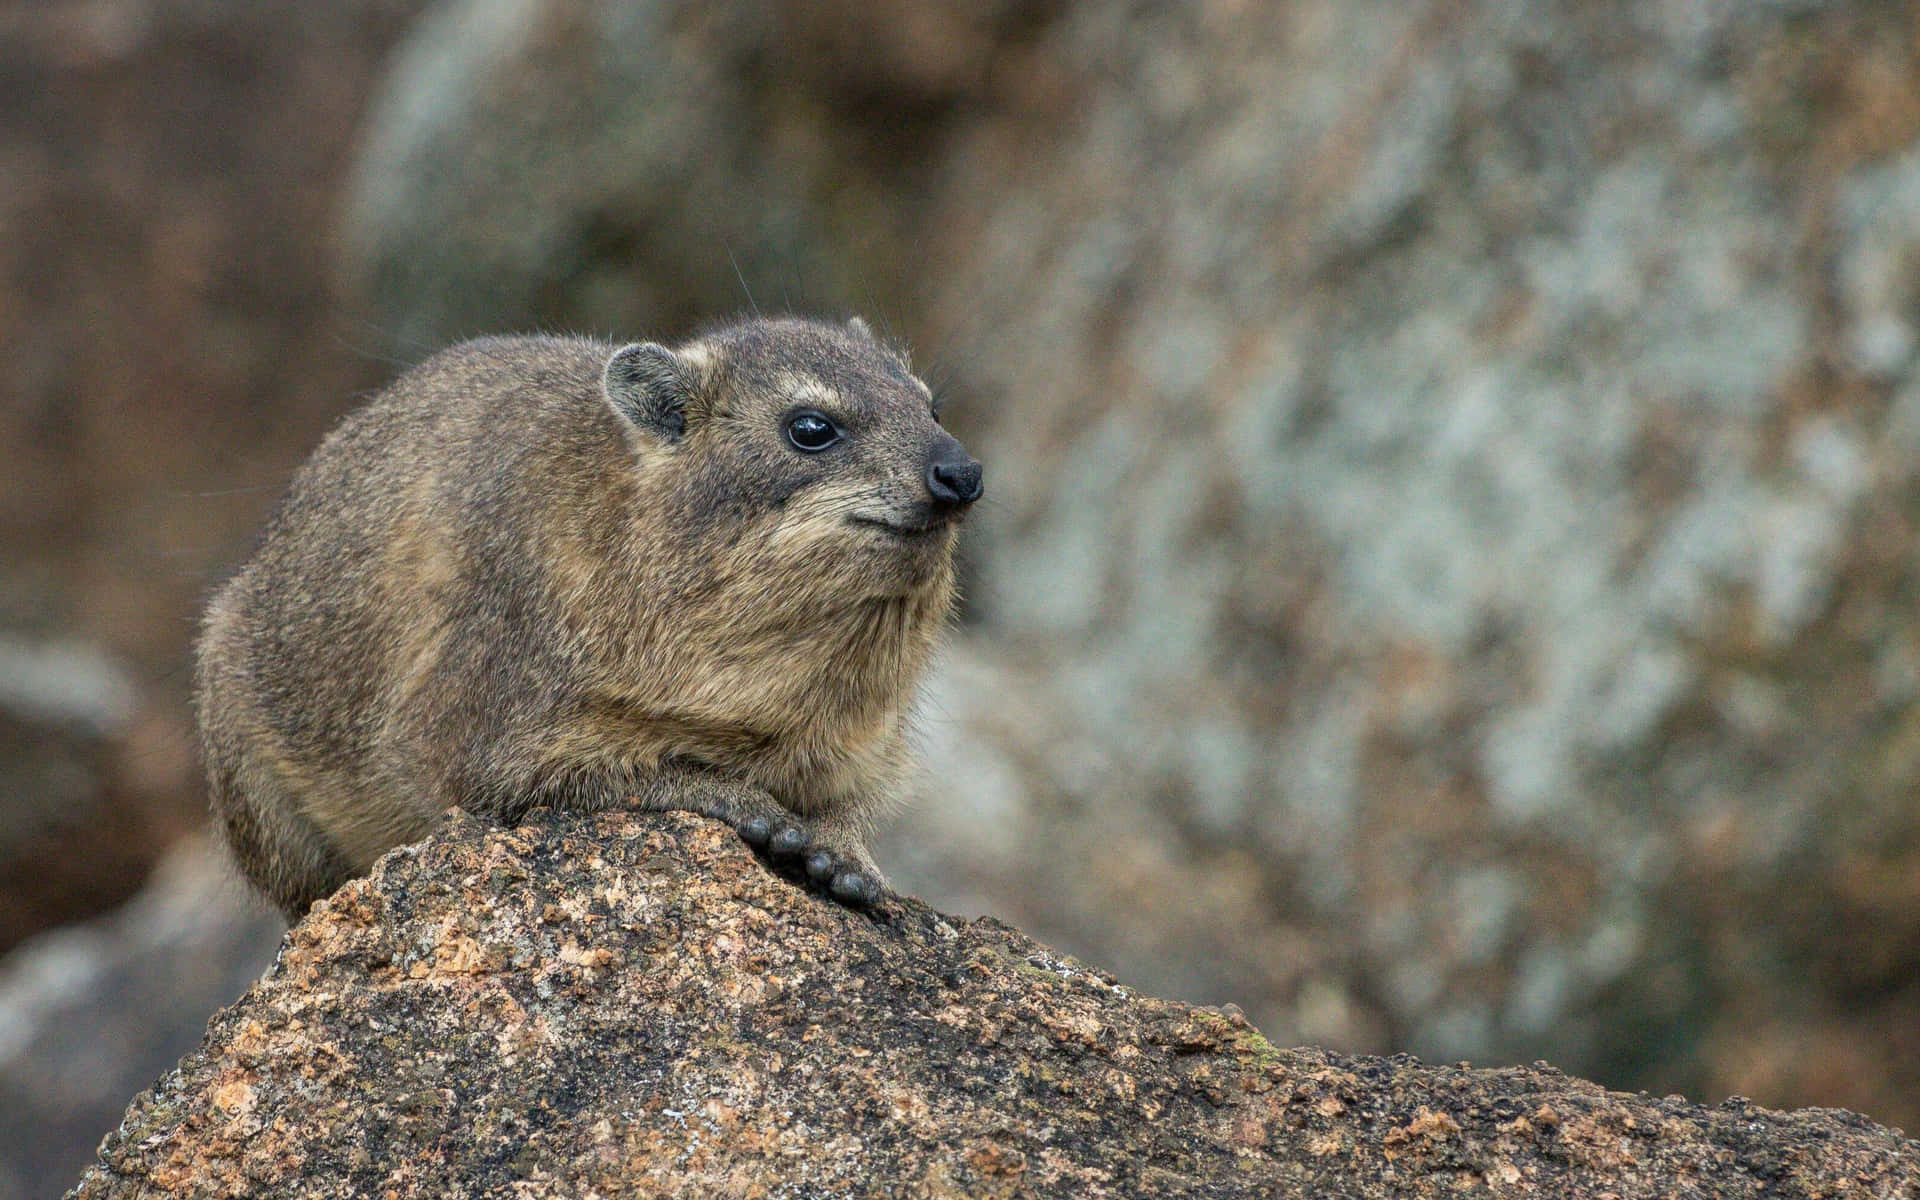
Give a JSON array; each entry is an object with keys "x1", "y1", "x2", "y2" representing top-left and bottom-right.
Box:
[{"x1": 603, "y1": 316, "x2": 982, "y2": 605}]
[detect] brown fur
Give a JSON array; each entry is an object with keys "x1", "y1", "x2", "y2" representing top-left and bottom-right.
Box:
[{"x1": 195, "y1": 317, "x2": 972, "y2": 918}]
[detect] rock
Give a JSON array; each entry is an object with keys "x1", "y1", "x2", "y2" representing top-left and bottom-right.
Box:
[
  {"x1": 0, "y1": 835, "x2": 281, "y2": 1200},
  {"x1": 342, "y1": 0, "x2": 1027, "y2": 350},
  {"x1": 0, "y1": 0, "x2": 424, "y2": 663},
  {"x1": 68, "y1": 809, "x2": 1919, "y2": 1198},
  {"x1": 0, "y1": 633, "x2": 197, "y2": 959}
]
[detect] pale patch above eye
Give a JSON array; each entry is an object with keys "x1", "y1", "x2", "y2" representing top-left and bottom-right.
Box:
[{"x1": 778, "y1": 372, "x2": 841, "y2": 411}]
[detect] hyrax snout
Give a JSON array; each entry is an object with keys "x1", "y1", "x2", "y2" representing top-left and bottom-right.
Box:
[{"x1": 194, "y1": 315, "x2": 979, "y2": 919}]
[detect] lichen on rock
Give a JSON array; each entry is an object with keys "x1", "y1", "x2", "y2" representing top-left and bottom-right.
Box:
[{"x1": 69, "y1": 808, "x2": 1918, "y2": 1197}]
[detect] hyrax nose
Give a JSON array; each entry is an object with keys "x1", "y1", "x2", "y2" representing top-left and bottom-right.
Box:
[{"x1": 926, "y1": 436, "x2": 984, "y2": 511}]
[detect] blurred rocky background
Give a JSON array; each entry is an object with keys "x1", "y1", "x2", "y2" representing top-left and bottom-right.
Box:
[{"x1": 4, "y1": 0, "x2": 1920, "y2": 1193}]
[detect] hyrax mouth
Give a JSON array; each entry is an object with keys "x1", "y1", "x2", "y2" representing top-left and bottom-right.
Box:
[{"x1": 849, "y1": 513, "x2": 954, "y2": 539}]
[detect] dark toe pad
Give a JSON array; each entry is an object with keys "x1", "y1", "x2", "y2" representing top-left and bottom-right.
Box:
[
  {"x1": 730, "y1": 815, "x2": 880, "y2": 909},
  {"x1": 768, "y1": 822, "x2": 811, "y2": 856},
  {"x1": 830, "y1": 871, "x2": 879, "y2": 906}
]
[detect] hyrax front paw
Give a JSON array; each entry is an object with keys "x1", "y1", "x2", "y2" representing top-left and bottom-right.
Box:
[{"x1": 736, "y1": 815, "x2": 883, "y2": 908}]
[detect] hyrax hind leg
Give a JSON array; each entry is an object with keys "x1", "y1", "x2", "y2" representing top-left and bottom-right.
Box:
[{"x1": 206, "y1": 754, "x2": 365, "y2": 921}]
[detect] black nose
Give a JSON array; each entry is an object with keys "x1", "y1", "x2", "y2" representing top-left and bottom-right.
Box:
[{"x1": 927, "y1": 442, "x2": 984, "y2": 510}]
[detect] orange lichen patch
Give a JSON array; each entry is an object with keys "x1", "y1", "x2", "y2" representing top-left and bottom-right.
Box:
[
  {"x1": 208, "y1": 1079, "x2": 256, "y2": 1118},
  {"x1": 554, "y1": 940, "x2": 618, "y2": 970},
  {"x1": 1038, "y1": 1006, "x2": 1105, "y2": 1047},
  {"x1": 964, "y1": 1139, "x2": 1027, "y2": 1177}
]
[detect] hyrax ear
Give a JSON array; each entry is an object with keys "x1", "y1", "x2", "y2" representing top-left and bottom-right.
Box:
[
  {"x1": 603, "y1": 342, "x2": 702, "y2": 443},
  {"x1": 846, "y1": 315, "x2": 910, "y2": 366}
]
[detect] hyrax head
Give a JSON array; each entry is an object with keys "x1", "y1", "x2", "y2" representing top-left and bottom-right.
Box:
[{"x1": 601, "y1": 316, "x2": 982, "y2": 605}]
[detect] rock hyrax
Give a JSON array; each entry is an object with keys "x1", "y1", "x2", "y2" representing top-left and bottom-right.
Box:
[{"x1": 195, "y1": 316, "x2": 981, "y2": 918}]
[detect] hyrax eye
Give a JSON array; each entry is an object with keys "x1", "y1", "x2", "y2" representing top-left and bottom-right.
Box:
[{"x1": 785, "y1": 410, "x2": 842, "y2": 452}]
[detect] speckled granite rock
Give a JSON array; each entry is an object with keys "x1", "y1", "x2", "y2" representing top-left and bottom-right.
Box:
[{"x1": 68, "y1": 809, "x2": 1918, "y2": 1198}]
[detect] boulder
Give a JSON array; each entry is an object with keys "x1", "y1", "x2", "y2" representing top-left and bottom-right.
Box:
[
  {"x1": 0, "y1": 634, "x2": 154, "y2": 956},
  {"x1": 1, "y1": 835, "x2": 280, "y2": 1200},
  {"x1": 70, "y1": 810, "x2": 1919, "y2": 1198}
]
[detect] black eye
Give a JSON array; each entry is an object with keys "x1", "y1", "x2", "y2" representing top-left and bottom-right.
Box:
[{"x1": 785, "y1": 410, "x2": 841, "y2": 452}]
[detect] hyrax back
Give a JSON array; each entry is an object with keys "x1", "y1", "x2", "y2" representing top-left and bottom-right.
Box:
[{"x1": 195, "y1": 317, "x2": 981, "y2": 918}]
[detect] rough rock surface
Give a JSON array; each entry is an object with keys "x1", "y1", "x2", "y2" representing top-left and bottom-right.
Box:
[
  {"x1": 337, "y1": 0, "x2": 1920, "y2": 1127},
  {"x1": 70, "y1": 810, "x2": 1919, "y2": 1198}
]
